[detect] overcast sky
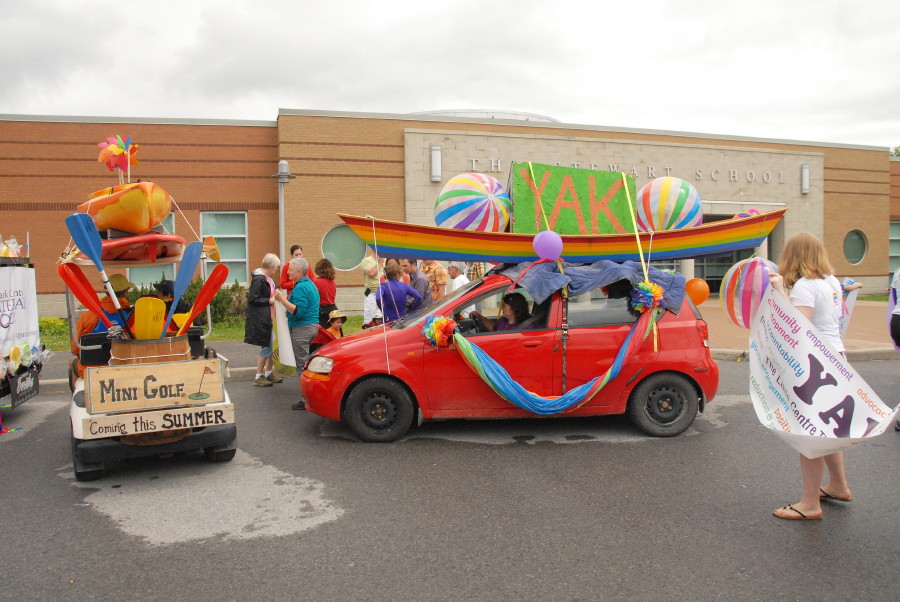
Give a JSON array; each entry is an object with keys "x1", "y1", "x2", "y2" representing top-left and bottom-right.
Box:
[{"x1": 2, "y1": 0, "x2": 898, "y2": 148}]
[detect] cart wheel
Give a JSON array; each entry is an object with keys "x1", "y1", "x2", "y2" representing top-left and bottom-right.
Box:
[
  {"x1": 204, "y1": 447, "x2": 236, "y2": 463},
  {"x1": 71, "y1": 436, "x2": 105, "y2": 482},
  {"x1": 68, "y1": 357, "x2": 79, "y2": 393}
]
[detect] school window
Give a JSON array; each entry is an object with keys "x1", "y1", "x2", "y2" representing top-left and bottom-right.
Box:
[
  {"x1": 128, "y1": 213, "x2": 176, "y2": 288},
  {"x1": 201, "y1": 211, "x2": 248, "y2": 284}
]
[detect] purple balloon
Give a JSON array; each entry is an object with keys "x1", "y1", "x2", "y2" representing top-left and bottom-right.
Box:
[{"x1": 533, "y1": 230, "x2": 563, "y2": 260}]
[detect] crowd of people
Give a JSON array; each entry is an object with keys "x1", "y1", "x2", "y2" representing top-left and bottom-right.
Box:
[{"x1": 238, "y1": 243, "x2": 490, "y2": 411}]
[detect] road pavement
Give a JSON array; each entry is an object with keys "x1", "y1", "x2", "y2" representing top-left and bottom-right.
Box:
[{"x1": 1, "y1": 360, "x2": 898, "y2": 600}]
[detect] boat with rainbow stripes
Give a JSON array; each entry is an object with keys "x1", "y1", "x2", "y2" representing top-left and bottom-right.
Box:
[{"x1": 337, "y1": 208, "x2": 787, "y2": 263}]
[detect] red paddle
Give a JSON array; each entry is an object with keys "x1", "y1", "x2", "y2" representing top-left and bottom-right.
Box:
[
  {"x1": 57, "y1": 263, "x2": 114, "y2": 329},
  {"x1": 176, "y1": 264, "x2": 229, "y2": 336}
]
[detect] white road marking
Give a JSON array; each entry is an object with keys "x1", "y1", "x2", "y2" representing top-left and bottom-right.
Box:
[{"x1": 60, "y1": 450, "x2": 343, "y2": 546}]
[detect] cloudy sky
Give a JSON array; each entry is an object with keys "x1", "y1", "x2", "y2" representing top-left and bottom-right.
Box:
[{"x1": 2, "y1": 0, "x2": 898, "y2": 148}]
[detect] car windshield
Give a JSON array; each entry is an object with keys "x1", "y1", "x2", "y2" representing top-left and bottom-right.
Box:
[{"x1": 391, "y1": 277, "x2": 481, "y2": 329}]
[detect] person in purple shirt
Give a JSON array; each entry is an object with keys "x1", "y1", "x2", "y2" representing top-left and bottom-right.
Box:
[
  {"x1": 377, "y1": 263, "x2": 423, "y2": 322},
  {"x1": 470, "y1": 292, "x2": 532, "y2": 331}
]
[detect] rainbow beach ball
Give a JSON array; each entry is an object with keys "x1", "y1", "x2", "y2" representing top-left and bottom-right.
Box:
[
  {"x1": 434, "y1": 173, "x2": 511, "y2": 232},
  {"x1": 635, "y1": 177, "x2": 703, "y2": 232},
  {"x1": 719, "y1": 257, "x2": 778, "y2": 329}
]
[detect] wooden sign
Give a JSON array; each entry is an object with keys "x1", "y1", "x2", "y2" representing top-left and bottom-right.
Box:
[
  {"x1": 85, "y1": 358, "x2": 225, "y2": 414},
  {"x1": 81, "y1": 404, "x2": 234, "y2": 440}
]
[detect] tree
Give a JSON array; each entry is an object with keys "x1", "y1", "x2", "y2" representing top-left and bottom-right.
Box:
[{"x1": 892, "y1": 145, "x2": 900, "y2": 157}]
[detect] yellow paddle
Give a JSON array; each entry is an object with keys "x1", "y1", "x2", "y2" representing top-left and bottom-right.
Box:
[{"x1": 134, "y1": 297, "x2": 166, "y2": 339}]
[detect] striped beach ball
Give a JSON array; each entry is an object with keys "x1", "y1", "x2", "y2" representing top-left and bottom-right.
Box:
[
  {"x1": 434, "y1": 173, "x2": 511, "y2": 232},
  {"x1": 720, "y1": 257, "x2": 778, "y2": 329},
  {"x1": 635, "y1": 177, "x2": 703, "y2": 232}
]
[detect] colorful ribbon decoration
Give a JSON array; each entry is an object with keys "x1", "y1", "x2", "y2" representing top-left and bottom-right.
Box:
[{"x1": 450, "y1": 308, "x2": 659, "y2": 415}]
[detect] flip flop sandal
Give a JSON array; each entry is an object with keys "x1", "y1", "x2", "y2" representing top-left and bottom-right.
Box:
[
  {"x1": 819, "y1": 488, "x2": 853, "y2": 502},
  {"x1": 773, "y1": 505, "x2": 822, "y2": 520}
]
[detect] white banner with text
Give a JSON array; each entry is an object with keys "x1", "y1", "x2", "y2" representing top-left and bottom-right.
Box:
[{"x1": 749, "y1": 286, "x2": 900, "y2": 458}]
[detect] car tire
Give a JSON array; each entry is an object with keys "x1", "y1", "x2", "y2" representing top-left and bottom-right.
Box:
[
  {"x1": 71, "y1": 437, "x2": 105, "y2": 482},
  {"x1": 203, "y1": 447, "x2": 237, "y2": 463},
  {"x1": 627, "y1": 373, "x2": 699, "y2": 437},
  {"x1": 343, "y1": 377, "x2": 414, "y2": 442}
]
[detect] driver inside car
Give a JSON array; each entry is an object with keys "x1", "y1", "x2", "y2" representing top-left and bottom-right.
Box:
[{"x1": 470, "y1": 292, "x2": 533, "y2": 332}]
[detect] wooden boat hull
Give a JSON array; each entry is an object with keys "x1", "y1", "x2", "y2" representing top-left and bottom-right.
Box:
[
  {"x1": 338, "y1": 209, "x2": 787, "y2": 262},
  {"x1": 77, "y1": 181, "x2": 172, "y2": 235}
]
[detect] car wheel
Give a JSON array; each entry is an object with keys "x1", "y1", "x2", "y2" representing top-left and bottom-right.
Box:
[
  {"x1": 343, "y1": 377, "x2": 414, "y2": 442},
  {"x1": 71, "y1": 436, "x2": 105, "y2": 482},
  {"x1": 204, "y1": 447, "x2": 237, "y2": 463},
  {"x1": 627, "y1": 373, "x2": 699, "y2": 437}
]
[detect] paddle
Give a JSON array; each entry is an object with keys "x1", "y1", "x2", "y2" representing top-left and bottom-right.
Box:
[
  {"x1": 134, "y1": 297, "x2": 166, "y2": 340},
  {"x1": 160, "y1": 240, "x2": 203, "y2": 337},
  {"x1": 57, "y1": 263, "x2": 114, "y2": 329},
  {"x1": 176, "y1": 263, "x2": 229, "y2": 336},
  {"x1": 65, "y1": 213, "x2": 134, "y2": 338}
]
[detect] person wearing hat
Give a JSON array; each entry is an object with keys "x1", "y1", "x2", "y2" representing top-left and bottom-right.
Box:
[
  {"x1": 70, "y1": 273, "x2": 135, "y2": 379},
  {"x1": 309, "y1": 309, "x2": 346, "y2": 354}
]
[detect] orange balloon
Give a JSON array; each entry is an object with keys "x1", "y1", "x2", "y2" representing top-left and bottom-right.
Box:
[{"x1": 685, "y1": 278, "x2": 710, "y2": 306}]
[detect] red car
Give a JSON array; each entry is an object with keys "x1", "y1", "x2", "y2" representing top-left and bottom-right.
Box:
[{"x1": 302, "y1": 268, "x2": 719, "y2": 442}]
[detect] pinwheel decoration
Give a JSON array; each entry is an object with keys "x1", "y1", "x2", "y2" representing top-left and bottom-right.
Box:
[{"x1": 97, "y1": 135, "x2": 139, "y2": 176}]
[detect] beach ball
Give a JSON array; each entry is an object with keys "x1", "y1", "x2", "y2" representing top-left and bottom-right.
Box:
[
  {"x1": 635, "y1": 177, "x2": 703, "y2": 232},
  {"x1": 434, "y1": 173, "x2": 511, "y2": 232},
  {"x1": 719, "y1": 257, "x2": 778, "y2": 329},
  {"x1": 733, "y1": 208, "x2": 760, "y2": 220}
]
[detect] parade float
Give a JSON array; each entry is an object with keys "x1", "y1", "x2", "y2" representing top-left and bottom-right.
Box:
[
  {"x1": 307, "y1": 164, "x2": 784, "y2": 441},
  {"x1": 0, "y1": 236, "x2": 47, "y2": 433},
  {"x1": 58, "y1": 136, "x2": 236, "y2": 480}
]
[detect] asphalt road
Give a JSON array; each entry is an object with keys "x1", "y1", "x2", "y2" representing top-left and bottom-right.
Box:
[{"x1": 1, "y1": 360, "x2": 898, "y2": 601}]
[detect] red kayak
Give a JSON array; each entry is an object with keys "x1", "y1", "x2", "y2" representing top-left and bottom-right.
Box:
[{"x1": 100, "y1": 233, "x2": 186, "y2": 262}]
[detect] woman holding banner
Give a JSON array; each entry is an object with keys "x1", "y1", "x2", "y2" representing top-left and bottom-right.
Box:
[{"x1": 767, "y1": 233, "x2": 855, "y2": 520}]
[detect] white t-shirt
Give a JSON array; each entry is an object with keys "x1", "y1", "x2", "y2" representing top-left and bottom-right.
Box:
[
  {"x1": 363, "y1": 292, "x2": 382, "y2": 323},
  {"x1": 790, "y1": 275, "x2": 844, "y2": 351},
  {"x1": 448, "y1": 274, "x2": 469, "y2": 292},
  {"x1": 892, "y1": 268, "x2": 900, "y2": 316}
]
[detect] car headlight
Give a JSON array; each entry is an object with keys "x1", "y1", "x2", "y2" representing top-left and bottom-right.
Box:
[{"x1": 307, "y1": 356, "x2": 334, "y2": 374}]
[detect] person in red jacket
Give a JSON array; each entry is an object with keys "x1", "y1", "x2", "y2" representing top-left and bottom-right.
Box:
[
  {"x1": 313, "y1": 258, "x2": 338, "y2": 328},
  {"x1": 279, "y1": 244, "x2": 314, "y2": 293}
]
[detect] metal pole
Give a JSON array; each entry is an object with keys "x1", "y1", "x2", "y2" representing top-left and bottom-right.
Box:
[{"x1": 273, "y1": 160, "x2": 296, "y2": 259}]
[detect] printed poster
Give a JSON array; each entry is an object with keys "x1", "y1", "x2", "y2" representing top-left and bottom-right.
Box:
[
  {"x1": 272, "y1": 302, "x2": 296, "y2": 376},
  {"x1": 749, "y1": 286, "x2": 900, "y2": 458},
  {"x1": 0, "y1": 266, "x2": 40, "y2": 355}
]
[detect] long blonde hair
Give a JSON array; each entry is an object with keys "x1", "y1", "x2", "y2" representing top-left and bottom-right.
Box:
[{"x1": 777, "y1": 232, "x2": 834, "y2": 288}]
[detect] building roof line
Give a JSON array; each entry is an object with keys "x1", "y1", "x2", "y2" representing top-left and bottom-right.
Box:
[{"x1": 277, "y1": 107, "x2": 887, "y2": 152}]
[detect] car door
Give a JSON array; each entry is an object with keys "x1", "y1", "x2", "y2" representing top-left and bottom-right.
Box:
[
  {"x1": 423, "y1": 285, "x2": 559, "y2": 416},
  {"x1": 560, "y1": 290, "x2": 661, "y2": 408}
]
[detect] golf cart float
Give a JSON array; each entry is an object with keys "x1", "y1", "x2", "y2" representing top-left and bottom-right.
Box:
[{"x1": 66, "y1": 252, "x2": 236, "y2": 482}]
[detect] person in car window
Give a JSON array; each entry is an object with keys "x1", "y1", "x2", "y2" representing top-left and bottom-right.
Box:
[{"x1": 470, "y1": 292, "x2": 531, "y2": 331}]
